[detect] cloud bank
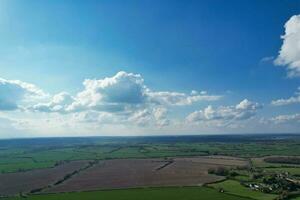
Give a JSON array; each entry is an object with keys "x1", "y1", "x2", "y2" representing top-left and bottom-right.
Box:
[
  {"x1": 1, "y1": 71, "x2": 299, "y2": 136},
  {"x1": 186, "y1": 99, "x2": 262, "y2": 127},
  {"x1": 0, "y1": 71, "x2": 224, "y2": 135},
  {"x1": 30, "y1": 71, "x2": 221, "y2": 115}
]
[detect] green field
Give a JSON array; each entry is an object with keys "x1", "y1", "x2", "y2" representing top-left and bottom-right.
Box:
[
  {"x1": 2, "y1": 187, "x2": 251, "y2": 200},
  {"x1": 209, "y1": 180, "x2": 277, "y2": 200},
  {"x1": 1, "y1": 139, "x2": 300, "y2": 173},
  {"x1": 291, "y1": 197, "x2": 300, "y2": 200},
  {"x1": 263, "y1": 167, "x2": 300, "y2": 175}
]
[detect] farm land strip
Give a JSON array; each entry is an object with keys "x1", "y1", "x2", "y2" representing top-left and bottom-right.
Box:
[{"x1": 0, "y1": 135, "x2": 300, "y2": 199}]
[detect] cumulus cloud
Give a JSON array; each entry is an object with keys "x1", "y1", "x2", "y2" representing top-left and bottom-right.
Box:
[
  {"x1": 186, "y1": 99, "x2": 262, "y2": 127},
  {"x1": 31, "y1": 92, "x2": 75, "y2": 113},
  {"x1": 67, "y1": 71, "x2": 147, "y2": 113},
  {"x1": 69, "y1": 71, "x2": 220, "y2": 112},
  {"x1": 1, "y1": 71, "x2": 222, "y2": 131},
  {"x1": 271, "y1": 87, "x2": 300, "y2": 106},
  {"x1": 0, "y1": 78, "x2": 46, "y2": 111},
  {"x1": 148, "y1": 107, "x2": 169, "y2": 127},
  {"x1": 274, "y1": 14, "x2": 300, "y2": 77},
  {"x1": 127, "y1": 107, "x2": 169, "y2": 127},
  {"x1": 128, "y1": 109, "x2": 153, "y2": 126},
  {"x1": 31, "y1": 71, "x2": 220, "y2": 114}
]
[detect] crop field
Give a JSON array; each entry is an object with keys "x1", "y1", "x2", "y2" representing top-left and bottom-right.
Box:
[
  {"x1": 2, "y1": 187, "x2": 253, "y2": 200},
  {"x1": 9, "y1": 187, "x2": 253, "y2": 200},
  {"x1": 0, "y1": 135, "x2": 300, "y2": 200},
  {"x1": 0, "y1": 135, "x2": 299, "y2": 174},
  {"x1": 45, "y1": 156, "x2": 247, "y2": 193},
  {"x1": 0, "y1": 160, "x2": 90, "y2": 196}
]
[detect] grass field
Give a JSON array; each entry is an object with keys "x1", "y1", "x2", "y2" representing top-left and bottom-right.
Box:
[
  {"x1": 263, "y1": 167, "x2": 300, "y2": 175},
  {"x1": 234, "y1": 175, "x2": 253, "y2": 182},
  {"x1": 251, "y1": 157, "x2": 300, "y2": 171},
  {"x1": 2, "y1": 187, "x2": 252, "y2": 200},
  {"x1": 291, "y1": 197, "x2": 300, "y2": 200},
  {"x1": 209, "y1": 180, "x2": 277, "y2": 200}
]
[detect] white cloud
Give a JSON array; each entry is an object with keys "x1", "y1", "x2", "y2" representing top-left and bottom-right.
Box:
[
  {"x1": 186, "y1": 99, "x2": 262, "y2": 127},
  {"x1": 67, "y1": 71, "x2": 147, "y2": 113},
  {"x1": 31, "y1": 92, "x2": 75, "y2": 113},
  {"x1": 274, "y1": 14, "x2": 300, "y2": 77},
  {"x1": 258, "y1": 114, "x2": 300, "y2": 133},
  {"x1": 0, "y1": 71, "x2": 223, "y2": 135},
  {"x1": 73, "y1": 111, "x2": 117, "y2": 124},
  {"x1": 128, "y1": 109, "x2": 152, "y2": 126},
  {"x1": 73, "y1": 107, "x2": 169, "y2": 128},
  {"x1": 270, "y1": 113, "x2": 300, "y2": 124},
  {"x1": 0, "y1": 78, "x2": 46, "y2": 111},
  {"x1": 271, "y1": 87, "x2": 300, "y2": 106},
  {"x1": 31, "y1": 71, "x2": 220, "y2": 115},
  {"x1": 127, "y1": 107, "x2": 170, "y2": 127},
  {"x1": 151, "y1": 107, "x2": 170, "y2": 127},
  {"x1": 153, "y1": 107, "x2": 167, "y2": 121},
  {"x1": 148, "y1": 91, "x2": 221, "y2": 106}
]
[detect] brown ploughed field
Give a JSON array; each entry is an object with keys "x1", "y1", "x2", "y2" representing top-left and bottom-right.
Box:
[
  {"x1": 45, "y1": 156, "x2": 248, "y2": 193},
  {"x1": 0, "y1": 160, "x2": 90, "y2": 196}
]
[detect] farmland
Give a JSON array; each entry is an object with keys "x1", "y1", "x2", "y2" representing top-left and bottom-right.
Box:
[
  {"x1": 0, "y1": 135, "x2": 299, "y2": 174},
  {"x1": 2, "y1": 187, "x2": 251, "y2": 200},
  {"x1": 45, "y1": 156, "x2": 246, "y2": 193},
  {"x1": 209, "y1": 180, "x2": 277, "y2": 200},
  {"x1": 0, "y1": 160, "x2": 90, "y2": 196},
  {"x1": 0, "y1": 134, "x2": 300, "y2": 200}
]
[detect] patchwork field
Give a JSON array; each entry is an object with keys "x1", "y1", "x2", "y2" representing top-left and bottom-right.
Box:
[
  {"x1": 0, "y1": 135, "x2": 299, "y2": 174},
  {"x1": 2, "y1": 187, "x2": 252, "y2": 200},
  {"x1": 0, "y1": 135, "x2": 300, "y2": 200}
]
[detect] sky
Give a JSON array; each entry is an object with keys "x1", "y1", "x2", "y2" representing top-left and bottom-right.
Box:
[{"x1": 0, "y1": 0, "x2": 300, "y2": 138}]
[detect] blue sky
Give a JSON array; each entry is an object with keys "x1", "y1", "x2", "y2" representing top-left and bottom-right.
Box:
[{"x1": 0, "y1": 0, "x2": 300, "y2": 138}]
